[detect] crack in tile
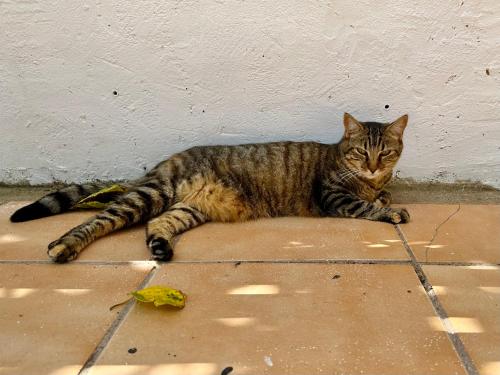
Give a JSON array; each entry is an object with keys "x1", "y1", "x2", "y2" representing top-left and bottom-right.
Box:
[{"x1": 426, "y1": 204, "x2": 461, "y2": 262}]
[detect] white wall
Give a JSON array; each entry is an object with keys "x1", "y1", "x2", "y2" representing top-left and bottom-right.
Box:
[{"x1": 1, "y1": 0, "x2": 499, "y2": 187}]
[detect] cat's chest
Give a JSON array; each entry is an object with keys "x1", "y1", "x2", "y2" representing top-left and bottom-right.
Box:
[
  {"x1": 354, "y1": 174, "x2": 391, "y2": 202},
  {"x1": 355, "y1": 184, "x2": 381, "y2": 202}
]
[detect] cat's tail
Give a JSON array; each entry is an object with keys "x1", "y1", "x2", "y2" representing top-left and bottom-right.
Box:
[{"x1": 10, "y1": 183, "x2": 114, "y2": 222}]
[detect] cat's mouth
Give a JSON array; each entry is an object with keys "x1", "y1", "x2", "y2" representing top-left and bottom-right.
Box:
[{"x1": 362, "y1": 170, "x2": 382, "y2": 180}]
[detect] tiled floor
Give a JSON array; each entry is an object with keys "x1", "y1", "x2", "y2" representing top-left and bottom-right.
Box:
[{"x1": 1, "y1": 202, "x2": 499, "y2": 375}]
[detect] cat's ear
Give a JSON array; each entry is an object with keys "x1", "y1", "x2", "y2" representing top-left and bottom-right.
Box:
[
  {"x1": 343, "y1": 113, "x2": 364, "y2": 138},
  {"x1": 385, "y1": 114, "x2": 408, "y2": 140}
]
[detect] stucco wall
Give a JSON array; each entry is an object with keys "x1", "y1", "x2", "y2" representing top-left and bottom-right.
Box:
[{"x1": 1, "y1": 1, "x2": 499, "y2": 187}]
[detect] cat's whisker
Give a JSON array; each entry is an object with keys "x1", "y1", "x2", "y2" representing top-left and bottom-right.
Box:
[
  {"x1": 332, "y1": 171, "x2": 352, "y2": 184},
  {"x1": 334, "y1": 168, "x2": 359, "y2": 185}
]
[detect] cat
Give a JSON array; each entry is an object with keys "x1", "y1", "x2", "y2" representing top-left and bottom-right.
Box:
[{"x1": 10, "y1": 112, "x2": 410, "y2": 263}]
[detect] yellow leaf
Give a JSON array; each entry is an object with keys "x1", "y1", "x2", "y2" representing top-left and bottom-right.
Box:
[
  {"x1": 73, "y1": 184, "x2": 127, "y2": 209},
  {"x1": 130, "y1": 285, "x2": 186, "y2": 308}
]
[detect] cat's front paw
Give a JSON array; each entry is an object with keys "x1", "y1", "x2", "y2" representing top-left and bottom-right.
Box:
[
  {"x1": 374, "y1": 190, "x2": 392, "y2": 208},
  {"x1": 47, "y1": 241, "x2": 78, "y2": 263},
  {"x1": 389, "y1": 208, "x2": 410, "y2": 224},
  {"x1": 147, "y1": 237, "x2": 174, "y2": 262}
]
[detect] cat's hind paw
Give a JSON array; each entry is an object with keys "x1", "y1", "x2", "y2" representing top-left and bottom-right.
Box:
[{"x1": 147, "y1": 237, "x2": 174, "y2": 262}]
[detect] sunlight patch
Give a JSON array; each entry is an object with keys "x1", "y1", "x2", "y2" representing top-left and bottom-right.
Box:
[
  {"x1": 54, "y1": 289, "x2": 91, "y2": 296},
  {"x1": 479, "y1": 286, "x2": 500, "y2": 294},
  {"x1": 228, "y1": 284, "x2": 280, "y2": 295},
  {"x1": 428, "y1": 316, "x2": 484, "y2": 333},
  {"x1": 216, "y1": 317, "x2": 256, "y2": 327},
  {"x1": 295, "y1": 289, "x2": 312, "y2": 294},
  {"x1": 82, "y1": 363, "x2": 218, "y2": 375},
  {"x1": 49, "y1": 365, "x2": 82, "y2": 375},
  {"x1": 431, "y1": 286, "x2": 447, "y2": 295},
  {"x1": 466, "y1": 265, "x2": 500, "y2": 270},
  {"x1": 0, "y1": 288, "x2": 36, "y2": 298},
  {"x1": 0, "y1": 234, "x2": 25, "y2": 243},
  {"x1": 481, "y1": 361, "x2": 500, "y2": 375}
]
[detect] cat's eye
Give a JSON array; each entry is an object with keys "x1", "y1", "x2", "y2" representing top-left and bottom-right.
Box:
[
  {"x1": 379, "y1": 150, "x2": 393, "y2": 157},
  {"x1": 355, "y1": 147, "x2": 368, "y2": 156}
]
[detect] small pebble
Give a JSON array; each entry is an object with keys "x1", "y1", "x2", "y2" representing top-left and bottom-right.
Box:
[{"x1": 128, "y1": 347, "x2": 137, "y2": 354}]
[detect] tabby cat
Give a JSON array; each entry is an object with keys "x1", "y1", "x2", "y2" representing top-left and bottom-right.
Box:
[{"x1": 10, "y1": 113, "x2": 410, "y2": 263}]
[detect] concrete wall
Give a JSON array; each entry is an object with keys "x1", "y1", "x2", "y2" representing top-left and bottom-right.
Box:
[{"x1": 1, "y1": 0, "x2": 499, "y2": 187}]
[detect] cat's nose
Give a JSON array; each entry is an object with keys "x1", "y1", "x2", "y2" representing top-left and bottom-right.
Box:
[{"x1": 368, "y1": 164, "x2": 378, "y2": 174}]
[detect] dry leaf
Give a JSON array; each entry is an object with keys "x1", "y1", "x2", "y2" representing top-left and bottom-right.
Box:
[
  {"x1": 131, "y1": 285, "x2": 187, "y2": 308},
  {"x1": 73, "y1": 184, "x2": 127, "y2": 209}
]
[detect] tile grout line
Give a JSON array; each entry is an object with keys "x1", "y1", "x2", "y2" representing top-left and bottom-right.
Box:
[
  {"x1": 0, "y1": 259, "x2": 160, "y2": 266},
  {"x1": 1, "y1": 258, "x2": 499, "y2": 266},
  {"x1": 0, "y1": 258, "x2": 412, "y2": 265},
  {"x1": 77, "y1": 265, "x2": 159, "y2": 375},
  {"x1": 155, "y1": 259, "x2": 412, "y2": 265},
  {"x1": 395, "y1": 225, "x2": 479, "y2": 375},
  {"x1": 420, "y1": 260, "x2": 499, "y2": 267}
]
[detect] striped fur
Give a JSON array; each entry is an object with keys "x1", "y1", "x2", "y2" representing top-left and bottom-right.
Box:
[
  {"x1": 9, "y1": 183, "x2": 110, "y2": 222},
  {"x1": 10, "y1": 112, "x2": 410, "y2": 263}
]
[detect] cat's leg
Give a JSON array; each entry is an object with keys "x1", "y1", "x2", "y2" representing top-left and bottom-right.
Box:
[
  {"x1": 321, "y1": 185, "x2": 409, "y2": 224},
  {"x1": 146, "y1": 202, "x2": 207, "y2": 261},
  {"x1": 374, "y1": 190, "x2": 392, "y2": 208},
  {"x1": 47, "y1": 185, "x2": 171, "y2": 262}
]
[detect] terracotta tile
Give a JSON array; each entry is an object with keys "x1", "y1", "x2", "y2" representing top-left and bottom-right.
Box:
[
  {"x1": 0, "y1": 202, "x2": 149, "y2": 261},
  {"x1": 1, "y1": 202, "x2": 408, "y2": 262},
  {"x1": 396, "y1": 204, "x2": 500, "y2": 263},
  {"x1": 174, "y1": 217, "x2": 408, "y2": 261},
  {"x1": 424, "y1": 265, "x2": 500, "y2": 375},
  {"x1": 0, "y1": 263, "x2": 150, "y2": 375},
  {"x1": 91, "y1": 264, "x2": 465, "y2": 375}
]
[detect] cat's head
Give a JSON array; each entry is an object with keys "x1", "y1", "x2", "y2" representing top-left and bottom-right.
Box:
[{"x1": 340, "y1": 112, "x2": 408, "y2": 180}]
